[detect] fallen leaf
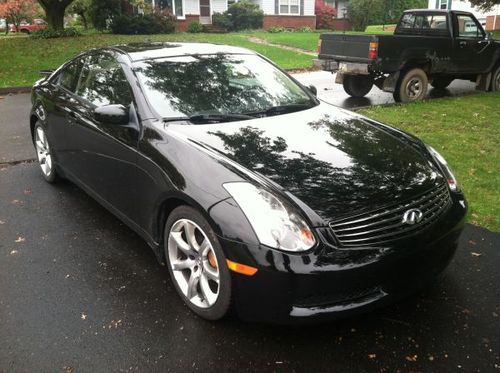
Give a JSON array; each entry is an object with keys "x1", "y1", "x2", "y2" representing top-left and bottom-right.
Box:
[
  {"x1": 0, "y1": 220, "x2": 5, "y2": 224},
  {"x1": 15, "y1": 237, "x2": 25, "y2": 243},
  {"x1": 405, "y1": 355, "x2": 418, "y2": 362},
  {"x1": 468, "y1": 240, "x2": 476, "y2": 246},
  {"x1": 81, "y1": 313, "x2": 87, "y2": 320},
  {"x1": 368, "y1": 354, "x2": 377, "y2": 359},
  {"x1": 10, "y1": 250, "x2": 18, "y2": 255},
  {"x1": 63, "y1": 366, "x2": 73, "y2": 373},
  {"x1": 471, "y1": 252, "x2": 482, "y2": 257}
]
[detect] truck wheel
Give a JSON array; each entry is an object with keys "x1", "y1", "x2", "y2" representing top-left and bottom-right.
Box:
[
  {"x1": 342, "y1": 75, "x2": 373, "y2": 98},
  {"x1": 394, "y1": 68, "x2": 428, "y2": 103},
  {"x1": 431, "y1": 78, "x2": 453, "y2": 90},
  {"x1": 491, "y1": 65, "x2": 500, "y2": 91}
]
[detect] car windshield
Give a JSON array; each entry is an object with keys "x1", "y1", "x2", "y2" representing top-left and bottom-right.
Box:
[{"x1": 133, "y1": 54, "x2": 316, "y2": 121}]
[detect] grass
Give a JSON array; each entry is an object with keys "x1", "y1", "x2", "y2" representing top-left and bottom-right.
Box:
[
  {"x1": 359, "y1": 93, "x2": 500, "y2": 232},
  {"x1": 0, "y1": 32, "x2": 313, "y2": 87},
  {"x1": 493, "y1": 30, "x2": 500, "y2": 39}
]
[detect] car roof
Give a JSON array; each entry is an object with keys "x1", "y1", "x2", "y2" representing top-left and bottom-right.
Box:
[
  {"x1": 108, "y1": 42, "x2": 256, "y2": 62},
  {"x1": 404, "y1": 9, "x2": 472, "y2": 15}
]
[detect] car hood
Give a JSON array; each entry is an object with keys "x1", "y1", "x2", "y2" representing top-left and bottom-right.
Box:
[{"x1": 167, "y1": 103, "x2": 444, "y2": 223}]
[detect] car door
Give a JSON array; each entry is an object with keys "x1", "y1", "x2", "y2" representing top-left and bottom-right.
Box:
[
  {"x1": 453, "y1": 13, "x2": 495, "y2": 73},
  {"x1": 66, "y1": 52, "x2": 141, "y2": 223},
  {"x1": 43, "y1": 58, "x2": 84, "y2": 168}
]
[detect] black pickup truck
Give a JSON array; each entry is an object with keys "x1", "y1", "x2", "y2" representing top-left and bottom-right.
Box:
[{"x1": 316, "y1": 9, "x2": 500, "y2": 102}]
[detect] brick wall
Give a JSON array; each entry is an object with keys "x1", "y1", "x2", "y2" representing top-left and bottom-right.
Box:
[
  {"x1": 485, "y1": 15, "x2": 500, "y2": 31},
  {"x1": 263, "y1": 15, "x2": 316, "y2": 29},
  {"x1": 326, "y1": 18, "x2": 352, "y2": 31},
  {"x1": 176, "y1": 15, "x2": 200, "y2": 32}
]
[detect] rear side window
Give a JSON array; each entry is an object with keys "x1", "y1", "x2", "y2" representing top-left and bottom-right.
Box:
[
  {"x1": 57, "y1": 61, "x2": 82, "y2": 92},
  {"x1": 397, "y1": 13, "x2": 449, "y2": 35},
  {"x1": 75, "y1": 53, "x2": 132, "y2": 107}
]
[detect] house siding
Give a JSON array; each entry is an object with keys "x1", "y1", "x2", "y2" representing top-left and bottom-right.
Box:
[
  {"x1": 211, "y1": 0, "x2": 228, "y2": 14},
  {"x1": 185, "y1": 0, "x2": 200, "y2": 15}
]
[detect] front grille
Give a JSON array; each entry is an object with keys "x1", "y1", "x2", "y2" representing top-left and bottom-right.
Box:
[{"x1": 329, "y1": 183, "x2": 452, "y2": 248}]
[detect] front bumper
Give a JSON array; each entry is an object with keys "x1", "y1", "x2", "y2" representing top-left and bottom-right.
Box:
[{"x1": 220, "y1": 193, "x2": 467, "y2": 324}]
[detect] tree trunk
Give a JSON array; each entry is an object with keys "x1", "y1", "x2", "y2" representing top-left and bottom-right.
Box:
[
  {"x1": 43, "y1": 3, "x2": 67, "y2": 30},
  {"x1": 80, "y1": 12, "x2": 88, "y2": 30}
]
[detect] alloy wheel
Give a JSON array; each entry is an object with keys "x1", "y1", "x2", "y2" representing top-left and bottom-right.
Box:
[
  {"x1": 406, "y1": 77, "x2": 422, "y2": 99},
  {"x1": 167, "y1": 219, "x2": 220, "y2": 308},
  {"x1": 35, "y1": 126, "x2": 53, "y2": 177}
]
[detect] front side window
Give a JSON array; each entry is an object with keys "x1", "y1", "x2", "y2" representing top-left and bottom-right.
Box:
[
  {"x1": 279, "y1": 0, "x2": 299, "y2": 15},
  {"x1": 456, "y1": 15, "x2": 483, "y2": 38},
  {"x1": 134, "y1": 54, "x2": 315, "y2": 119},
  {"x1": 75, "y1": 53, "x2": 132, "y2": 107}
]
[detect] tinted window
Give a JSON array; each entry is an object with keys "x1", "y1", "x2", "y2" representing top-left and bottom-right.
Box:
[
  {"x1": 75, "y1": 53, "x2": 132, "y2": 107},
  {"x1": 57, "y1": 61, "x2": 82, "y2": 92},
  {"x1": 456, "y1": 15, "x2": 483, "y2": 38},
  {"x1": 398, "y1": 13, "x2": 448, "y2": 35}
]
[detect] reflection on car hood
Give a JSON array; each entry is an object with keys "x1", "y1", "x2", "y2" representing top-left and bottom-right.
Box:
[{"x1": 168, "y1": 103, "x2": 444, "y2": 222}]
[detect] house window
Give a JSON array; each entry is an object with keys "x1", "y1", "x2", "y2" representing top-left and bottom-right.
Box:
[
  {"x1": 439, "y1": 0, "x2": 448, "y2": 9},
  {"x1": 155, "y1": 0, "x2": 184, "y2": 18},
  {"x1": 279, "y1": 0, "x2": 299, "y2": 14}
]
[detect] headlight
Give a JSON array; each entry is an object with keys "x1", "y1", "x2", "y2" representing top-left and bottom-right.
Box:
[
  {"x1": 223, "y1": 182, "x2": 316, "y2": 252},
  {"x1": 426, "y1": 145, "x2": 459, "y2": 192}
]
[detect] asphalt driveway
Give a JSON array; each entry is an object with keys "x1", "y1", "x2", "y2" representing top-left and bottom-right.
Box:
[{"x1": 0, "y1": 93, "x2": 499, "y2": 372}]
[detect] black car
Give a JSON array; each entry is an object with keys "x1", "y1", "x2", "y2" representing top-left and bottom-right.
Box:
[{"x1": 30, "y1": 42, "x2": 467, "y2": 323}]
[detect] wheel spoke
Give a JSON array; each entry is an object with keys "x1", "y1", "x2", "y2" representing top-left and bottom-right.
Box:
[
  {"x1": 203, "y1": 261, "x2": 219, "y2": 282},
  {"x1": 199, "y1": 273, "x2": 214, "y2": 304},
  {"x1": 37, "y1": 127, "x2": 46, "y2": 147},
  {"x1": 45, "y1": 154, "x2": 52, "y2": 171},
  {"x1": 186, "y1": 271, "x2": 200, "y2": 300},
  {"x1": 170, "y1": 231, "x2": 193, "y2": 256},
  {"x1": 184, "y1": 222, "x2": 200, "y2": 252},
  {"x1": 172, "y1": 259, "x2": 194, "y2": 271}
]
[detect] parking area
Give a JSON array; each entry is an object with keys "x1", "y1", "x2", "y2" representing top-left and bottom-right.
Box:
[{"x1": 0, "y1": 92, "x2": 498, "y2": 372}]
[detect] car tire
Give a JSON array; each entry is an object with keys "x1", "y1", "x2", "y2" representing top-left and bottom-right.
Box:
[
  {"x1": 430, "y1": 77, "x2": 453, "y2": 90},
  {"x1": 342, "y1": 75, "x2": 374, "y2": 97},
  {"x1": 34, "y1": 122, "x2": 59, "y2": 183},
  {"x1": 164, "y1": 205, "x2": 232, "y2": 320},
  {"x1": 491, "y1": 65, "x2": 500, "y2": 92},
  {"x1": 393, "y1": 68, "x2": 428, "y2": 103}
]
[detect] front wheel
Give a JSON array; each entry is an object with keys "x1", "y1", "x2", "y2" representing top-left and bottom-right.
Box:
[
  {"x1": 34, "y1": 122, "x2": 59, "y2": 183},
  {"x1": 342, "y1": 75, "x2": 374, "y2": 97},
  {"x1": 164, "y1": 206, "x2": 232, "y2": 320},
  {"x1": 393, "y1": 68, "x2": 429, "y2": 103},
  {"x1": 491, "y1": 65, "x2": 500, "y2": 92}
]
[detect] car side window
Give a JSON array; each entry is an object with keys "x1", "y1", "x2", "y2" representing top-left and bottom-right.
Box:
[
  {"x1": 57, "y1": 60, "x2": 82, "y2": 92},
  {"x1": 456, "y1": 15, "x2": 483, "y2": 38},
  {"x1": 75, "y1": 53, "x2": 132, "y2": 107}
]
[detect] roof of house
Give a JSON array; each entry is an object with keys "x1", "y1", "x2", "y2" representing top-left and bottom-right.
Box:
[{"x1": 110, "y1": 42, "x2": 255, "y2": 61}]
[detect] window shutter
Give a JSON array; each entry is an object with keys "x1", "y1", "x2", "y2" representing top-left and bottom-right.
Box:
[
  {"x1": 435, "y1": 0, "x2": 439, "y2": 9},
  {"x1": 275, "y1": 0, "x2": 279, "y2": 14},
  {"x1": 300, "y1": 0, "x2": 304, "y2": 15}
]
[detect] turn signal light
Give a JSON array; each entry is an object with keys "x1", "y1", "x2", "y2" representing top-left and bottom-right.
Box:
[
  {"x1": 226, "y1": 259, "x2": 258, "y2": 276},
  {"x1": 368, "y1": 42, "x2": 378, "y2": 60}
]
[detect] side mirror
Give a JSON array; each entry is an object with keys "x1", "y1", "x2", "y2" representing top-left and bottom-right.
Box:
[
  {"x1": 308, "y1": 84, "x2": 318, "y2": 96},
  {"x1": 94, "y1": 104, "x2": 129, "y2": 125}
]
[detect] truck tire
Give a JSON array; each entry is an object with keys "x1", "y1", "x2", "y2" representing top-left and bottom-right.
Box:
[
  {"x1": 431, "y1": 77, "x2": 453, "y2": 90},
  {"x1": 393, "y1": 68, "x2": 428, "y2": 103},
  {"x1": 491, "y1": 65, "x2": 500, "y2": 91},
  {"x1": 342, "y1": 75, "x2": 374, "y2": 98}
]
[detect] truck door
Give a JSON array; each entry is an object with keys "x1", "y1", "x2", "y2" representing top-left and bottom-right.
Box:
[{"x1": 453, "y1": 13, "x2": 495, "y2": 73}]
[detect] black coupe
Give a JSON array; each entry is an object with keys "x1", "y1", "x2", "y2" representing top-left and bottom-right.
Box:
[{"x1": 30, "y1": 42, "x2": 467, "y2": 323}]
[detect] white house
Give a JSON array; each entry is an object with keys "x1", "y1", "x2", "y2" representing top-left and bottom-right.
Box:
[
  {"x1": 428, "y1": 0, "x2": 500, "y2": 30},
  {"x1": 150, "y1": 0, "x2": 316, "y2": 30}
]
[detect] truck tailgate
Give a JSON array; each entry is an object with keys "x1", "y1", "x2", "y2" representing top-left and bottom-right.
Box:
[{"x1": 319, "y1": 34, "x2": 378, "y2": 61}]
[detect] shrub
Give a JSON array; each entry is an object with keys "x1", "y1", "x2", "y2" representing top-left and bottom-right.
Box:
[
  {"x1": 187, "y1": 21, "x2": 204, "y2": 33},
  {"x1": 267, "y1": 26, "x2": 287, "y2": 33},
  {"x1": 212, "y1": 12, "x2": 233, "y2": 31},
  {"x1": 315, "y1": 0, "x2": 337, "y2": 29},
  {"x1": 213, "y1": 1, "x2": 263, "y2": 31},
  {"x1": 296, "y1": 26, "x2": 312, "y2": 32},
  {"x1": 110, "y1": 11, "x2": 175, "y2": 34},
  {"x1": 30, "y1": 27, "x2": 81, "y2": 39}
]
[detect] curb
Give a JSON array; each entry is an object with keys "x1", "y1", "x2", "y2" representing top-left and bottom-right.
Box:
[{"x1": 0, "y1": 86, "x2": 31, "y2": 95}]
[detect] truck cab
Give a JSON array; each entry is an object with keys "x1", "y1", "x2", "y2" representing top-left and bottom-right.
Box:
[{"x1": 316, "y1": 10, "x2": 500, "y2": 102}]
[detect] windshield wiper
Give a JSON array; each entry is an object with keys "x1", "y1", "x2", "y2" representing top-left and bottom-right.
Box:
[
  {"x1": 245, "y1": 103, "x2": 314, "y2": 117},
  {"x1": 163, "y1": 113, "x2": 255, "y2": 124}
]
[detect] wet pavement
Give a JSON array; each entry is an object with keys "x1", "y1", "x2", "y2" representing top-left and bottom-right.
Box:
[
  {"x1": 292, "y1": 71, "x2": 479, "y2": 109},
  {"x1": 0, "y1": 87, "x2": 499, "y2": 372}
]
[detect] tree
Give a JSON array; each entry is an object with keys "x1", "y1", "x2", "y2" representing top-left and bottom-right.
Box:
[
  {"x1": 468, "y1": 0, "x2": 500, "y2": 11},
  {"x1": 89, "y1": 0, "x2": 121, "y2": 30},
  {"x1": 37, "y1": 0, "x2": 74, "y2": 30},
  {"x1": 0, "y1": 0, "x2": 38, "y2": 34},
  {"x1": 68, "y1": 0, "x2": 90, "y2": 29}
]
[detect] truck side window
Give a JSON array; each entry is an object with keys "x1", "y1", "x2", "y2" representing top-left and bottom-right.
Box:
[
  {"x1": 400, "y1": 13, "x2": 416, "y2": 29},
  {"x1": 456, "y1": 14, "x2": 483, "y2": 38}
]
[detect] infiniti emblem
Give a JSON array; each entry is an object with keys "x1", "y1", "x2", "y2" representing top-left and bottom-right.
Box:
[{"x1": 402, "y1": 208, "x2": 423, "y2": 225}]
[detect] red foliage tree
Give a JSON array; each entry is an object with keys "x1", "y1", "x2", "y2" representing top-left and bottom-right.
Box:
[
  {"x1": 0, "y1": 0, "x2": 38, "y2": 33},
  {"x1": 315, "y1": 0, "x2": 337, "y2": 30}
]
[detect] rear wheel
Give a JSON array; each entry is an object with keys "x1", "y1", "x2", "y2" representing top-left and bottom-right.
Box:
[
  {"x1": 491, "y1": 65, "x2": 500, "y2": 92},
  {"x1": 34, "y1": 122, "x2": 58, "y2": 183},
  {"x1": 342, "y1": 75, "x2": 374, "y2": 97},
  {"x1": 393, "y1": 68, "x2": 428, "y2": 103},
  {"x1": 164, "y1": 206, "x2": 232, "y2": 320},
  {"x1": 431, "y1": 77, "x2": 453, "y2": 90}
]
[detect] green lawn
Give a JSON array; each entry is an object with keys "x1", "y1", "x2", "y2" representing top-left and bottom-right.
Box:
[
  {"x1": 493, "y1": 30, "x2": 500, "y2": 39},
  {"x1": 359, "y1": 93, "x2": 500, "y2": 232},
  {"x1": 0, "y1": 33, "x2": 313, "y2": 87}
]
